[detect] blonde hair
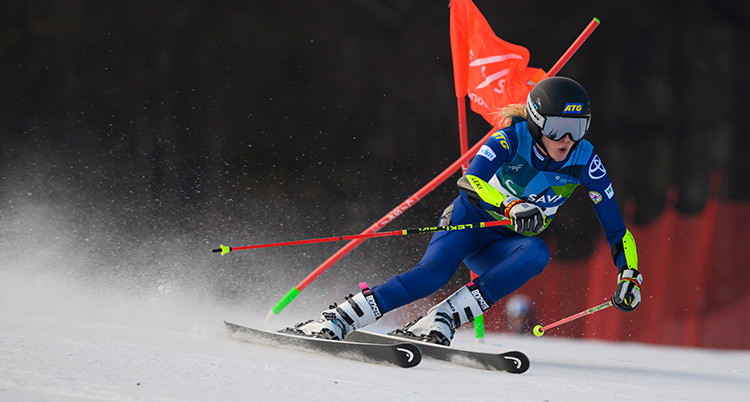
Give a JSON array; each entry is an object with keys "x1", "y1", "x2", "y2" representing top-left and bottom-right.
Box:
[{"x1": 492, "y1": 103, "x2": 527, "y2": 128}]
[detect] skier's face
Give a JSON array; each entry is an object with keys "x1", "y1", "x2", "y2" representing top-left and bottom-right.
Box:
[{"x1": 540, "y1": 133, "x2": 573, "y2": 162}]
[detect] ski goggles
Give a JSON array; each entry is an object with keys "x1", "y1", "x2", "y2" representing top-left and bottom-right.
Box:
[{"x1": 540, "y1": 115, "x2": 590, "y2": 142}]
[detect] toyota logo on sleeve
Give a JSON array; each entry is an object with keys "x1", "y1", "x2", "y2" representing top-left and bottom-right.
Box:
[{"x1": 588, "y1": 155, "x2": 607, "y2": 180}]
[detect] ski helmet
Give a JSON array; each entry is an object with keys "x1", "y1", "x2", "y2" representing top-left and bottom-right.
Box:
[{"x1": 525, "y1": 77, "x2": 591, "y2": 145}]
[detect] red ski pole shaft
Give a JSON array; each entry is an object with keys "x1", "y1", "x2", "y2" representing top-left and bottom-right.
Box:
[
  {"x1": 532, "y1": 301, "x2": 613, "y2": 337},
  {"x1": 213, "y1": 220, "x2": 510, "y2": 255}
]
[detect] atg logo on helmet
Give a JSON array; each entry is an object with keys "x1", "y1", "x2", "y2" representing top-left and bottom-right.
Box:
[{"x1": 562, "y1": 103, "x2": 583, "y2": 114}]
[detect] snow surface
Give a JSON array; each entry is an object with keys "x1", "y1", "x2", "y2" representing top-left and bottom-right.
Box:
[
  {"x1": 2, "y1": 202, "x2": 749, "y2": 402},
  {"x1": 3, "y1": 301, "x2": 750, "y2": 402}
]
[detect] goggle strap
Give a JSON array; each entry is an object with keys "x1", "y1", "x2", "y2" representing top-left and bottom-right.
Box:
[{"x1": 526, "y1": 94, "x2": 545, "y2": 128}]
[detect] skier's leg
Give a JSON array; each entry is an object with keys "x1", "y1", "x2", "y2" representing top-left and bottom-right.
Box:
[
  {"x1": 465, "y1": 235, "x2": 550, "y2": 305},
  {"x1": 369, "y1": 198, "x2": 488, "y2": 314},
  {"x1": 392, "y1": 235, "x2": 550, "y2": 346},
  {"x1": 290, "y1": 223, "x2": 477, "y2": 341},
  {"x1": 388, "y1": 282, "x2": 490, "y2": 346}
]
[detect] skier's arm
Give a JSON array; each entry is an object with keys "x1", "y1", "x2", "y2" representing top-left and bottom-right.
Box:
[{"x1": 582, "y1": 153, "x2": 642, "y2": 312}]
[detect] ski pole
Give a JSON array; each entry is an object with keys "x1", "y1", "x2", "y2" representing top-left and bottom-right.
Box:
[
  {"x1": 532, "y1": 300, "x2": 613, "y2": 337},
  {"x1": 213, "y1": 220, "x2": 510, "y2": 256}
]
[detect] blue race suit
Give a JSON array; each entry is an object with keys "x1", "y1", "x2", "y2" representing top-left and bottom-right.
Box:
[{"x1": 370, "y1": 117, "x2": 628, "y2": 314}]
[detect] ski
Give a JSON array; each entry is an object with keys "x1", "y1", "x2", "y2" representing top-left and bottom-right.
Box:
[
  {"x1": 345, "y1": 330, "x2": 529, "y2": 374},
  {"x1": 224, "y1": 321, "x2": 422, "y2": 368}
]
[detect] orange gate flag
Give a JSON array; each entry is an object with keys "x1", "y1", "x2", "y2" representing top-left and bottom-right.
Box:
[{"x1": 450, "y1": 0, "x2": 546, "y2": 125}]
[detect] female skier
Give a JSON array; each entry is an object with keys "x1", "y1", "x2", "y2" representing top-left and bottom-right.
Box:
[{"x1": 285, "y1": 76, "x2": 642, "y2": 345}]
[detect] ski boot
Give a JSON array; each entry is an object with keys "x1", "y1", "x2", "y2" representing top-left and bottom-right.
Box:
[
  {"x1": 281, "y1": 283, "x2": 382, "y2": 340},
  {"x1": 389, "y1": 283, "x2": 490, "y2": 346}
]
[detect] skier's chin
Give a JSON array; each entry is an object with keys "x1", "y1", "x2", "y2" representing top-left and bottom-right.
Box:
[{"x1": 552, "y1": 147, "x2": 569, "y2": 161}]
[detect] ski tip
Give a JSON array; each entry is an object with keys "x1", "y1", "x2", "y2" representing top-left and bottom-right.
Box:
[
  {"x1": 224, "y1": 321, "x2": 239, "y2": 335},
  {"x1": 533, "y1": 325, "x2": 545, "y2": 337}
]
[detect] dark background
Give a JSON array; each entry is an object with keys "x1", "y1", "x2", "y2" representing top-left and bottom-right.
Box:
[{"x1": 2, "y1": 1, "x2": 749, "y2": 309}]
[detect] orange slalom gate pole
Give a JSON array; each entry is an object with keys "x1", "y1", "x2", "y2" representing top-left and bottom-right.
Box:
[
  {"x1": 543, "y1": 17, "x2": 600, "y2": 79},
  {"x1": 265, "y1": 130, "x2": 495, "y2": 320}
]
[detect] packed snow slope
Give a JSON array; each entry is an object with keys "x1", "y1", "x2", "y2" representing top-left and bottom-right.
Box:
[{"x1": 2, "y1": 307, "x2": 749, "y2": 402}]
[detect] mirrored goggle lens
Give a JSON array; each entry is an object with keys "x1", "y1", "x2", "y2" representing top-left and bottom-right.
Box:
[{"x1": 542, "y1": 116, "x2": 589, "y2": 141}]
